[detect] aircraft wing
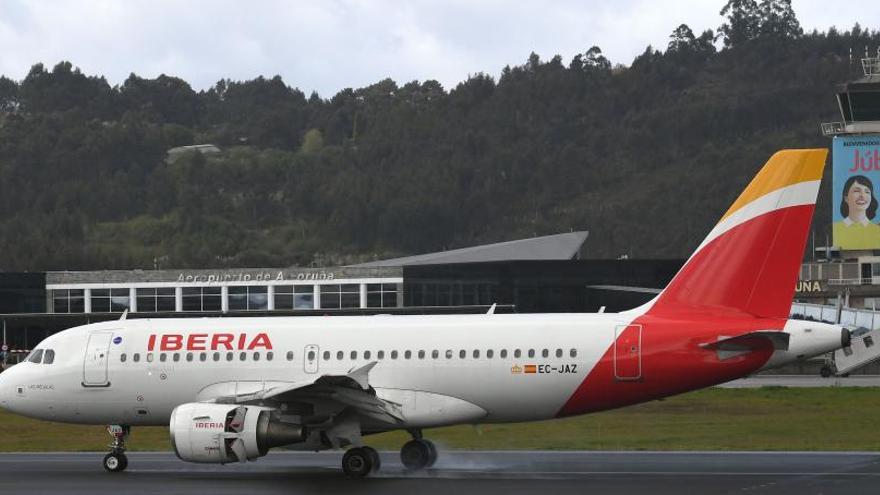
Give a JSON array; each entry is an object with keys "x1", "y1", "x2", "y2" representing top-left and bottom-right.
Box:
[{"x1": 204, "y1": 362, "x2": 404, "y2": 425}]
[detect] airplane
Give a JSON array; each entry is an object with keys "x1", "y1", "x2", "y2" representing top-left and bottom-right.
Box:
[{"x1": 0, "y1": 148, "x2": 851, "y2": 478}]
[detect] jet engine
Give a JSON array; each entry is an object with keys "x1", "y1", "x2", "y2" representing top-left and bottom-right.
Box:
[{"x1": 170, "y1": 403, "x2": 305, "y2": 463}]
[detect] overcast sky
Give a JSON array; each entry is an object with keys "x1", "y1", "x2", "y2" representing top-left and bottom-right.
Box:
[{"x1": 0, "y1": 0, "x2": 877, "y2": 97}]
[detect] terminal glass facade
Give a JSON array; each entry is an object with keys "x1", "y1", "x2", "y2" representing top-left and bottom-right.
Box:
[
  {"x1": 229, "y1": 286, "x2": 268, "y2": 311},
  {"x1": 182, "y1": 287, "x2": 221, "y2": 312},
  {"x1": 320, "y1": 284, "x2": 360, "y2": 309},
  {"x1": 91, "y1": 288, "x2": 130, "y2": 312},
  {"x1": 367, "y1": 283, "x2": 398, "y2": 308},
  {"x1": 274, "y1": 285, "x2": 315, "y2": 310},
  {"x1": 51, "y1": 289, "x2": 85, "y2": 313},
  {"x1": 136, "y1": 288, "x2": 176, "y2": 312}
]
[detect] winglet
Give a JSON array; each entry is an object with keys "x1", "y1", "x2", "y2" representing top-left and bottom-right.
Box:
[{"x1": 487, "y1": 303, "x2": 497, "y2": 315}]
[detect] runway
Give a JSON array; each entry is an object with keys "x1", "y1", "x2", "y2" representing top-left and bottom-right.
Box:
[{"x1": 1, "y1": 451, "x2": 879, "y2": 494}]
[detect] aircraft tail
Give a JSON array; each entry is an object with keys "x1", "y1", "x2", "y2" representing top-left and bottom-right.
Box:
[{"x1": 647, "y1": 149, "x2": 827, "y2": 319}]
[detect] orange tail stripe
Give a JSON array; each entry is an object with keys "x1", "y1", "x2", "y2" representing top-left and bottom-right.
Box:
[{"x1": 720, "y1": 149, "x2": 827, "y2": 222}]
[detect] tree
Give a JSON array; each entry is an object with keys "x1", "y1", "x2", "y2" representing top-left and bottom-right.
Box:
[
  {"x1": 0, "y1": 76, "x2": 17, "y2": 113},
  {"x1": 668, "y1": 24, "x2": 697, "y2": 52},
  {"x1": 300, "y1": 128, "x2": 324, "y2": 154},
  {"x1": 758, "y1": 0, "x2": 802, "y2": 39},
  {"x1": 583, "y1": 46, "x2": 611, "y2": 70},
  {"x1": 718, "y1": 0, "x2": 761, "y2": 47}
]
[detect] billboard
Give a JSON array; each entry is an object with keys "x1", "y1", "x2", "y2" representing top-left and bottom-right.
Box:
[{"x1": 833, "y1": 135, "x2": 880, "y2": 249}]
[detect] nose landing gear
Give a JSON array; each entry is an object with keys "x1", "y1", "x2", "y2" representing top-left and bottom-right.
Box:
[{"x1": 103, "y1": 425, "x2": 130, "y2": 473}]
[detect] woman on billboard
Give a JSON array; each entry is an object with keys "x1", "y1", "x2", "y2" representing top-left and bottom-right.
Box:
[{"x1": 833, "y1": 175, "x2": 880, "y2": 249}]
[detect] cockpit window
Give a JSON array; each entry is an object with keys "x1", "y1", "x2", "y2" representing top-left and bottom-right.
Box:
[
  {"x1": 27, "y1": 349, "x2": 44, "y2": 363},
  {"x1": 43, "y1": 349, "x2": 55, "y2": 364}
]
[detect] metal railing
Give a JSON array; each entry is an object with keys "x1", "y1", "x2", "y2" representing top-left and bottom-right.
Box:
[{"x1": 821, "y1": 121, "x2": 846, "y2": 136}]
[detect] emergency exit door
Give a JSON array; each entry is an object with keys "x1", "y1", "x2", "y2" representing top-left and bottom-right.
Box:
[
  {"x1": 83, "y1": 332, "x2": 113, "y2": 387},
  {"x1": 614, "y1": 324, "x2": 642, "y2": 381},
  {"x1": 304, "y1": 344, "x2": 320, "y2": 374}
]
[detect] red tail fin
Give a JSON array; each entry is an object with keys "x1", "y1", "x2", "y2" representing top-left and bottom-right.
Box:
[{"x1": 648, "y1": 149, "x2": 827, "y2": 319}]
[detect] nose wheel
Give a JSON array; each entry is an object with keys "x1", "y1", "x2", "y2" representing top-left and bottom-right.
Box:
[{"x1": 103, "y1": 425, "x2": 130, "y2": 473}]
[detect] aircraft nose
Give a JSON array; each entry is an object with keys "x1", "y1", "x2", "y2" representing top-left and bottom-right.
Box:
[{"x1": 0, "y1": 366, "x2": 17, "y2": 411}]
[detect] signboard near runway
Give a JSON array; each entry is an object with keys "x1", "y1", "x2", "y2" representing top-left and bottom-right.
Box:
[{"x1": 833, "y1": 135, "x2": 880, "y2": 249}]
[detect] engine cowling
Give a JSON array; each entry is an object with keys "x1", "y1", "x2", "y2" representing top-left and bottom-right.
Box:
[{"x1": 170, "y1": 403, "x2": 305, "y2": 464}]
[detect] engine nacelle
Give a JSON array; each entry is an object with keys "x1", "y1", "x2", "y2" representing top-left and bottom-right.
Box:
[{"x1": 170, "y1": 403, "x2": 305, "y2": 464}]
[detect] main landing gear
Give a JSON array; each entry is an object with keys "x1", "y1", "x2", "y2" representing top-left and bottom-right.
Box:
[
  {"x1": 340, "y1": 430, "x2": 437, "y2": 478},
  {"x1": 103, "y1": 425, "x2": 130, "y2": 473},
  {"x1": 341, "y1": 446, "x2": 381, "y2": 478},
  {"x1": 400, "y1": 429, "x2": 437, "y2": 471}
]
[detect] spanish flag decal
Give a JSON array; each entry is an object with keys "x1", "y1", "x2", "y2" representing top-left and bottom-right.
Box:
[{"x1": 524, "y1": 364, "x2": 537, "y2": 374}]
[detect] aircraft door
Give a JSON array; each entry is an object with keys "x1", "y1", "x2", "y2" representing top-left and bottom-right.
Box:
[
  {"x1": 614, "y1": 324, "x2": 642, "y2": 381},
  {"x1": 304, "y1": 344, "x2": 319, "y2": 374},
  {"x1": 83, "y1": 332, "x2": 114, "y2": 387}
]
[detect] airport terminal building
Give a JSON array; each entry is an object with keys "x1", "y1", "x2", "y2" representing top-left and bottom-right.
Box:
[{"x1": 0, "y1": 232, "x2": 682, "y2": 354}]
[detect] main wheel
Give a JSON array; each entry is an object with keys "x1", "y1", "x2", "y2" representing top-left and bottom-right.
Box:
[
  {"x1": 423, "y1": 439, "x2": 438, "y2": 467},
  {"x1": 361, "y1": 445, "x2": 381, "y2": 473},
  {"x1": 103, "y1": 452, "x2": 128, "y2": 473},
  {"x1": 400, "y1": 439, "x2": 432, "y2": 470},
  {"x1": 342, "y1": 447, "x2": 374, "y2": 478}
]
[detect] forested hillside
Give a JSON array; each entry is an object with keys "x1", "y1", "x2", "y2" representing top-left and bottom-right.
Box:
[{"x1": 0, "y1": 1, "x2": 877, "y2": 270}]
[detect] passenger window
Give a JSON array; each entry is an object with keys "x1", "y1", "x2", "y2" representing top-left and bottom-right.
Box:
[
  {"x1": 432, "y1": 350, "x2": 439, "y2": 359},
  {"x1": 323, "y1": 351, "x2": 330, "y2": 361},
  {"x1": 404, "y1": 350, "x2": 412, "y2": 359},
  {"x1": 500, "y1": 349, "x2": 508, "y2": 358},
  {"x1": 528, "y1": 349, "x2": 535, "y2": 358},
  {"x1": 288, "y1": 351, "x2": 295, "y2": 361},
  {"x1": 391, "y1": 350, "x2": 398, "y2": 360},
  {"x1": 473, "y1": 350, "x2": 480, "y2": 359},
  {"x1": 227, "y1": 352, "x2": 234, "y2": 361},
  {"x1": 556, "y1": 349, "x2": 563, "y2": 358},
  {"x1": 446, "y1": 350, "x2": 453, "y2": 359},
  {"x1": 27, "y1": 349, "x2": 43, "y2": 363},
  {"x1": 514, "y1": 349, "x2": 521, "y2": 358},
  {"x1": 133, "y1": 353, "x2": 141, "y2": 362},
  {"x1": 253, "y1": 352, "x2": 260, "y2": 361},
  {"x1": 239, "y1": 352, "x2": 247, "y2": 361},
  {"x1": 378, "y1": 350, "x2": 385, "y2": 359},
  {"x1": 120, "y1": 353, "x2": 127, "y2": 363},
  {"x1": 542, "y1": 349, "x2": 549, "y2": 358},
  {"x1": 199, "y1": 352, "x2": 207, "y2": 362},
  {"x1": 418, "y1": 350, "x2": 425, "y2": 359},
  {"x1": 364, "y1": 350, "x2": 372, "y2": 360},
  {"x1": 185, "y1": 353, "x2": 193, "y2": 362},
  {"x1": 43, "y1": 349, "x2": 55, "y2": 364},
  {"x1": 213, "y1": 352, "x2": 220, "y2": 362},
  {"x1": 146, "y1": 353, "x2": 154, "y2": 363},
  {"x1": 160, "y1": 353, "x2": 167, "y2": 362},
  {"x1": 173, "y1": 353, "x2": 180, "y2": 362},
  {"x1": 570, "y1": 349, "x2": 577, "y2": 358},
  {"x1": 487, "y1": 349, "x2": 494, "y2": 359},
  {"x1": 351, "y1": 351, "x2": 357, "y2": 360},
  {"x1": 266, "y1": 352, "x2": 274, "y2": 361},
  {"x1": 459, "y1": 350, "x2": 466, "y2": 359},
  {"x1": 337, "y1": 351, "x2": 344, "y2": 360}
]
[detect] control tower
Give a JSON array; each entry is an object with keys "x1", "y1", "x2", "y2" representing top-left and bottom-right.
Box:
[
  {"x1": 797, "y1": 49, "x2": 880, "y2": 312},
  {"x1": 822, "y1": 49, "x2": 880, "y2": 137}
]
